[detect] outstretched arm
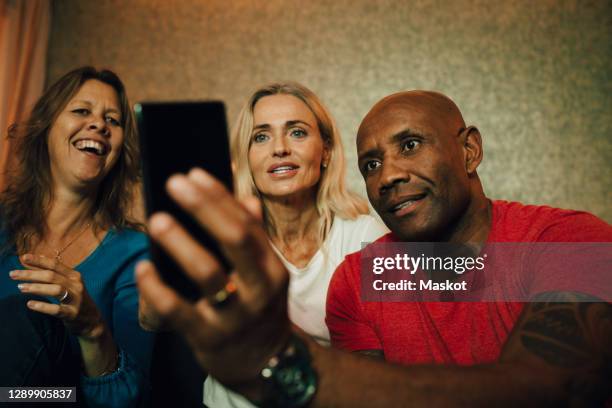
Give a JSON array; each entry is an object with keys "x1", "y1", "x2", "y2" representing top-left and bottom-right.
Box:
[
  {"x1": 136, "y1": 168, "x2": 611, "y2": 407},
  {"x1": 307, "y1": 294, "x2": 611, "y2": 407}
]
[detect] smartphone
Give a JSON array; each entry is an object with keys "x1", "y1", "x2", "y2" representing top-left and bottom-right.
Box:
[{"x1": 135, "y1": 101, "x2": 233, "y2": 300}]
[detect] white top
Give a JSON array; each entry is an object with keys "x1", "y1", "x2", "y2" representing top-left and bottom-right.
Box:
[{"x1": 204, "y1": 214, "x2": 388, "y2": 408}]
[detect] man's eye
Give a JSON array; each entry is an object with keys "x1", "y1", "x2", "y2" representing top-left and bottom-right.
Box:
[
  {"x1": 290, "y1": 129, "x2": 307, "y2": 138},
  {"x1": 402, "y1": 139, "x2": 421, "y2": 152},
  {"x1": 105, "y1": 116, "x2": 121, "y2": 126},
  {"x1": 252, "y1": 133, "x2": 269, "y2": 143},
  {"x1": 363, "y1": 160, "x2": 381, "y2": 173}
]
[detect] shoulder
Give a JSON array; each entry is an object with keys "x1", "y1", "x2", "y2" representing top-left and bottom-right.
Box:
[
  {"x1": 104, "y1": 228, "x2": 148, "y2": 251},
  {"x1": 491, "y1": 200, "x2": 612, "y2": 242},
  {"x1": 329, "y1": 214, "x2": 389, "y2": 256},
  {"x1": 335, "y1": 232, "x2": 397, "y2": 279}
]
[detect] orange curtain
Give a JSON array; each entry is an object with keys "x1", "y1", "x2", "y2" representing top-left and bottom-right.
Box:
[{"x1": 0, "y1": 0, "x2": 51, "y2": 190}]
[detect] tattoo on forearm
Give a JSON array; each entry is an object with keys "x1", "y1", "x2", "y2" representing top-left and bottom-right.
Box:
[{"x1": 519, "y1": 292, "x2": 612, "y2": 369}]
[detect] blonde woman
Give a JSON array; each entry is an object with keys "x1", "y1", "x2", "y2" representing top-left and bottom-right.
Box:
[{"x1": 203, "y1": 83, "x2": 388, "y2": 407}]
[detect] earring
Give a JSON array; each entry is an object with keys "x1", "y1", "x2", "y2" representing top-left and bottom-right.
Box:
[{"x1": 322, "y1": 163, "x2": 328, "y2": 169}]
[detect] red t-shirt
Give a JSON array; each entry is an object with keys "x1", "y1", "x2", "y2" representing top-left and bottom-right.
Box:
[{"x1": 326, "y1": 200, "x2": 612, "y2": 366}]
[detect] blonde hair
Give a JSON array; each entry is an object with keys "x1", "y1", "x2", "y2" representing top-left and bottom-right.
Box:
[{"x1": 231, "y1": 82, "x2": 368, "y2": 244}]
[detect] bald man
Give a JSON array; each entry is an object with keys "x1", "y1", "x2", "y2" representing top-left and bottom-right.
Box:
[
  {"x1": 355, "y1": 91, "x2": 488, "y2": 243},
  {"x1": 137, "y1": 91, "x2": 611, "y2": 407},
  {"x1": 326, "y1": 90, "x2": 612, "y2": 393}
]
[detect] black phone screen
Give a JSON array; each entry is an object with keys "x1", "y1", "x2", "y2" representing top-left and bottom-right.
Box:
[{"x1": 135, "y1": 101, "x2": 233, "y2": 300}]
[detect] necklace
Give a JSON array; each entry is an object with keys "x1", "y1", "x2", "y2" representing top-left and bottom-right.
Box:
[{"x1": 54, "y1": 222, "x2": 92, "y2": 262}]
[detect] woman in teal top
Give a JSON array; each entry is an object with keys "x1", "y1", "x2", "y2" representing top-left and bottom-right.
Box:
[{"x1": 0, "y1": 67, "x2": 153, "y2": 407}]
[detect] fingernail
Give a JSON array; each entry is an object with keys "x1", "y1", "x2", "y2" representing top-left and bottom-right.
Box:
[
  {"x1": 9, "y1": 271, "x2": 18, "y2": 278},
  {"x1": 27, "y1": 301, "x2": 37, "y2": 309},
  {"x1": 22, "y1": 254, "x2": 32, "y2": 262},
  {"x1": 17, "y1": 283, "x2": 26, "y2": 291},
  {"x1": 149, "y1": 213, "x2": 173, "y2": 235},
  {"x1": 188, "y1": 168, "x2": 214, "y2": 188},
  {"x1": 135, "y1": 261, "x2": 149, "y2": 278},
  {"x1": 167, "y1": 175, "x2": 199, "y2": 205}
]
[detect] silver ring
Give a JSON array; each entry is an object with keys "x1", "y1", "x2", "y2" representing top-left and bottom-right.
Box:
[
  {"x1": 208, "y1": 281, "x2": 237, "y2": 308},
  {"x1": 58, "y1": 289, "x2": 69, "y2": 303}
]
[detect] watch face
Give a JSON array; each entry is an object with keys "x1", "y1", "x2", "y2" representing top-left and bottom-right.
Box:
[{"x1": 264, "y1": 336, "x2": 318, "y2": 407}]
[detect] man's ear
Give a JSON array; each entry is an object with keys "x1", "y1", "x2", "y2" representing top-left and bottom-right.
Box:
[{"x1": 460, "y1": 126, "x2": 483, "y2": 174}]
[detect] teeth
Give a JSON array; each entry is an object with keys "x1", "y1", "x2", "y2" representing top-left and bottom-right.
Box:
[
  {"x1": 271, "y1": 166, "x2": 296, "y2": 174},
  {"x1": 74, "y1": 140, "x2": 106, "y2": 155},
  {"x1": 394, "y1": 200, "x2": 415, "y2": 211},
  {"x1": 392, "y1": 196, "x2": 425, "y2": 212}
]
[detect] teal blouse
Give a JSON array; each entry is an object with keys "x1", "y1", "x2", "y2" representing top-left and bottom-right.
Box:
[{"x1": 0, "y1": 228, "x2": 154, "y2": 407}]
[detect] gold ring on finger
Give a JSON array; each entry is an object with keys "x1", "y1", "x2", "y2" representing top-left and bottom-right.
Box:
[{"x1": 208, "y1": 281, "x2": 237, "y2": 308}]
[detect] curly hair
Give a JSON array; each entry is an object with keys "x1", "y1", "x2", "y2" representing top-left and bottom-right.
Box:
[{"x1": 0, "y1": 66, "x2": 143, "y2": 254}]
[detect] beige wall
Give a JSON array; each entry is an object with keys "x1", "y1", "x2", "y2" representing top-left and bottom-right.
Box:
[{"x1": 47, "y1": 0, "x2": 611, "y2": 222}]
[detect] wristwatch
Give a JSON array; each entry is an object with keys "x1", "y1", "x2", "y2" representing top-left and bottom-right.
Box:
[{"x1": 259, "y1": 334, "x2": 318, "y2": 407}]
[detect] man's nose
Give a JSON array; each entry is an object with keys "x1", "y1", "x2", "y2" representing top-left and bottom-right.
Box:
[{"x1": 378, "y1": 159, "x2": 410, "y2": 195}]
